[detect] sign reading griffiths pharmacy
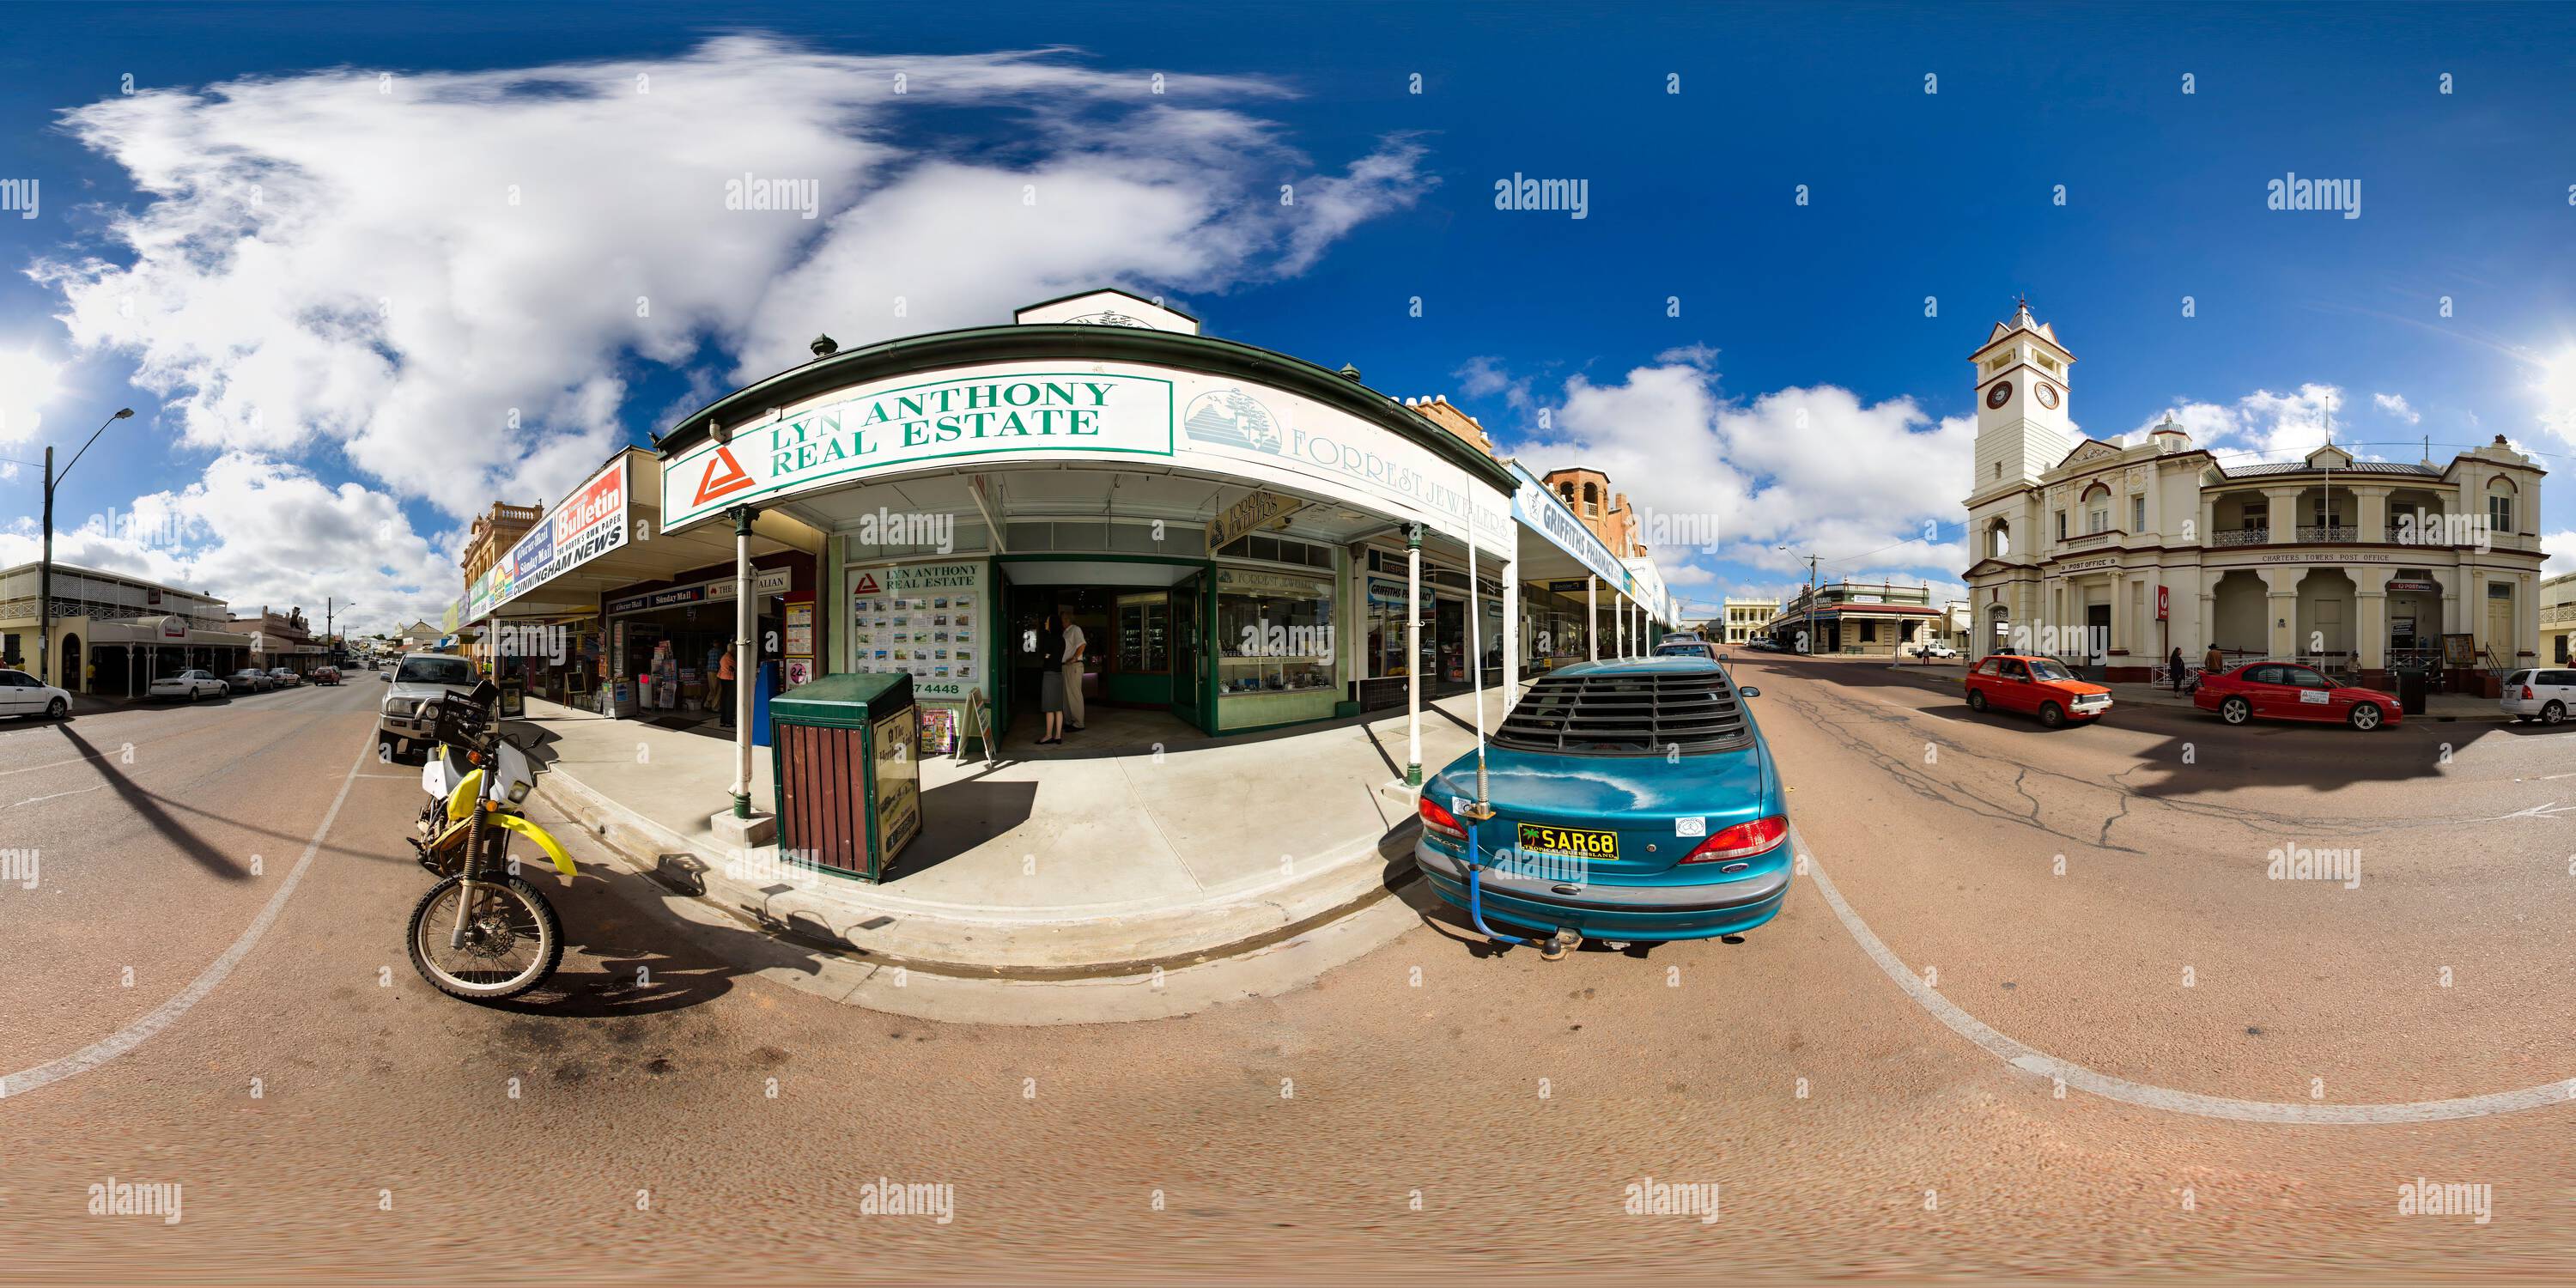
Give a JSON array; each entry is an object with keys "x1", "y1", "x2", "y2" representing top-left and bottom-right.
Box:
[{"x1": 664, "y1": 371, "x2": 1175, "y2": 530}]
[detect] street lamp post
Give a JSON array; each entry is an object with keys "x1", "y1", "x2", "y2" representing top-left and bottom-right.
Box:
[{"x1": 36, "y1": 408, "x2": 135, "y2": 689}]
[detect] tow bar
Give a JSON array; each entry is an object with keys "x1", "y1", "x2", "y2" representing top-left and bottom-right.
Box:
[{"x1": 1461, "y1": 804, "x2": 1582, "y2": 961}]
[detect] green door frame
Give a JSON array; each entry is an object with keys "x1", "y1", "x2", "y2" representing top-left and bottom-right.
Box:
[{"x1": 990, "y1": 552, "x2": 1218, "y2": 734}]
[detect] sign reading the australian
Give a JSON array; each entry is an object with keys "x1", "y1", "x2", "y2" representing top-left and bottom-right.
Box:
[{"x1": 663, "y1": 370, "x2": 1176, "y2": 531}]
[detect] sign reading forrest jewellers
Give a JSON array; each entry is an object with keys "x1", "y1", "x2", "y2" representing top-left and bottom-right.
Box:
[{"x1": 663, "y1": 361, "x2": 1514, "y2": 556}]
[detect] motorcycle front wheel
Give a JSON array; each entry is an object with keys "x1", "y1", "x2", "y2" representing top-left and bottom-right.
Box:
[{"x1": 406, "y1": 874, "x2": 564, "y2": 1000}]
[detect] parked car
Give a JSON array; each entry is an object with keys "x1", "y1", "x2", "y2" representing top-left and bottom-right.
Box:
[
  {"x1": 149, "y1": 668, "x2": 229, "y2": 702},
  {"x1": 1907, "y1": 641, "x2": 1959, "y2": 659},
  {"x1": 1413, "y1": 658, "x2": 1789, "y2": 945},
  {"x1": 380, "y1": 652, "x2": 483, "y2": 760},
  {"x1": 1964, "y1": 654, "x2": 2113, "y2": 728},
  {"x1": 0, "y1": 668, "x2": 71, "y2": 720},
  {"x1": 1654, "y1": 638, "x2": 1718, "y2": 660},
  {"x1": 310, "y1": 665, "x2": 342, "y2": 685},
  {"x1": 2193, "y1": 661, "x2": 2398, "y2": 731},
  {"x1": 225, "y1": 668, "x2": 273, "y2": 694},
  {"x1": 2501, "y1": 668, "x2": 2576, "y2": 725},
  {"x1": 268, "y1": 667, "x2": 301, "y2": 688}
]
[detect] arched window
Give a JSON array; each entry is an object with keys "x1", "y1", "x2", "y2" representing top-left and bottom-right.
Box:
[
  {"x1": 2486, "y1": 477, "x2": 2518, "y2": 537},
  {"x1": 2080, "y1": 483, "x2": 2111, "y2": 535},
  {"x1": 1986, "y1": 519, "x2": 2011, "y2": 558},
  {"x1": 1581, "y1": 482, "x2": 1599, "y2": 515}
]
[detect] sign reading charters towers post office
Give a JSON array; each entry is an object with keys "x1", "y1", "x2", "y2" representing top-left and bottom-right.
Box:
[{"x1": 663, "y1": 361, "x2": 1514, "y2": 557}]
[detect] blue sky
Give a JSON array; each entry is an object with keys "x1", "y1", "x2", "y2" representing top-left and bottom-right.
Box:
[{"x1": 3, "y1": 2, "x2": 2574, "y2": 633}]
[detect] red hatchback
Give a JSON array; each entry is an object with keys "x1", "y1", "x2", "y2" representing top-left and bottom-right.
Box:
[{"x1": 2192, "y1": 661, "x2": 2399, "y2": 731}]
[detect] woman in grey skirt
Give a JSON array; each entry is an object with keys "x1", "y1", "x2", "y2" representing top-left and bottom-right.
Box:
[{"x1": 1037, "y1": 611, "x2": 1067, "y2": 745}]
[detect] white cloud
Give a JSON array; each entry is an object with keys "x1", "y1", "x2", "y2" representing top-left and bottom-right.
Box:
[
  {"x1": 0, "y1": 453, "x2": 467, "y2": 636},
  {"x1": 30, "y1": 36, "x2": 1426, "y2": 522},
  {"x1": 1505, "y1": 355, "x2": 1973, "y2": 583},
  {"x1": 2372, "y1": 392, "x2": 2421, "y2": 423},
  {"x1": 2544, "y1": 530, "x2": 2576, "y2": 579},
  {"x1": 19, "y1": 36, "x2": 1422, "y2": 635},
  {"x1": 2138, "y1": 383, "x2": 2346, "y2": 465},
  {"x1": 0, "y1": 345, "x2": 64, "y2": 448}
]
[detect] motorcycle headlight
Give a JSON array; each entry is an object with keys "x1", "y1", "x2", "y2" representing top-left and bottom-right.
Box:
[{"x1": 507, "y1": 781, "x2": 531, "y2": 805}]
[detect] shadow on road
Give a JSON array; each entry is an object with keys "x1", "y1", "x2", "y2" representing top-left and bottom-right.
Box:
[{"x1": 50, "y1": 721, "x2": 253, "y2": 882}]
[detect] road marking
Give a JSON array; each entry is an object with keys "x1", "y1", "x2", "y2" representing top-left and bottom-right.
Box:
[
  {"x1": 3, "y1": 783, "x2": 106, "y2": 810},
  {"x1": 1, "y1": 738, "x2": 371, "y2": 1103},
  {"x1": 1798, "y1": 826, "x2": 2576, "y2": 1124}
]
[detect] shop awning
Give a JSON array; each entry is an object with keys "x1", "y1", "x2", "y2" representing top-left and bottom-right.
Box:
[{"x1": 467, "y1": 447, "x2": 820, "y2": 627}]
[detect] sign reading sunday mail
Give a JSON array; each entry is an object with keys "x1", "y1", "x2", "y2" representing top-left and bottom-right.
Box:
[
  {"x1": 477, "y1": 457, "x2": 631, "y2": 618},
  {"x1": 661, "y1": 361, "x2": 1514, "y2": 557}
]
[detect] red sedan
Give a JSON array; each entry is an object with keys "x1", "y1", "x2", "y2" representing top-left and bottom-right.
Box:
[{"x1": 2192, "y1": 661, "x2": 2400, "y2": 731}]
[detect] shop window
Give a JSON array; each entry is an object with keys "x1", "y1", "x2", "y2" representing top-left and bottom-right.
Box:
[
  {"x1": 1218, "y1": 568, "x2": 1334, "y2": 696},
  {"x1": 1859, "y1": 621, "x2": 1877, "y2": 643}
]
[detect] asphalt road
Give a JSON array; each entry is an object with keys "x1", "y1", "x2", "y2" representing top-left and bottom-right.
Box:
[{"x1": 6, "y1": 660, "x2": 2574, "y2": 1282}]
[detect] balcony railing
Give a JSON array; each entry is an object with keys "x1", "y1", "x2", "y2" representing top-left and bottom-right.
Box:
[
  {"x1": 2059, "y1": 529, "x2": 2115, "y2": 548},
  {"x1": 2295, "y1": 525, "x2": 2357, "y2": 543},
  {"x1": 2212, "y1": 527, "x2": 2270, "y2": 547}
]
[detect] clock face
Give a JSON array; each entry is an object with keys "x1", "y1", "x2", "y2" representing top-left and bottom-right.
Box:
[
  {"x1": 2036, "y1": 381, "x2": 2060, "y2": 410},
  {"x1": 1986, "y1": 380, "x2": 2013, "y2": 410}
]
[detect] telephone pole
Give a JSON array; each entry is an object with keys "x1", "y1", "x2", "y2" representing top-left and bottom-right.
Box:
[{"x1": 1777, "y1": 545, "x2": 1820, "y2": 654}]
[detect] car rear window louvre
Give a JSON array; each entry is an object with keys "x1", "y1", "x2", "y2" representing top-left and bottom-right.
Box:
[{"x1": 1494, "y1": 670, "x2": 1753, "y2": 755}]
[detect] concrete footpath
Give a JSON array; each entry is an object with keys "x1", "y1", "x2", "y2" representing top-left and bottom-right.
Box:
[{"x1": 513, "y1": 688, "x2": 1516, "y2": 985}]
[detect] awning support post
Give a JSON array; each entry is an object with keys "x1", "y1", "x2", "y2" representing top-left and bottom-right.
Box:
[
  {"x1": 1587, "y1": 577, "x2": 1600, "y2": 663},
  {"x1": 730, "y1": 504, "x2": 758, "y2": 820},
  {"x1": 1405, "y1": 523, "x2": 1422, "y2": 788}
]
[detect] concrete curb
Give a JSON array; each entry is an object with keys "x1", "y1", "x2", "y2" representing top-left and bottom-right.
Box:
[{"x1": 533, "y1": 759, "x2": 1419, "y2": 979}]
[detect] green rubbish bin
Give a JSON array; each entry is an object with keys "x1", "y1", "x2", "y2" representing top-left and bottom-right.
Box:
[{"x1": 769, "y1": 671, "x2": 922, "y2": 882}]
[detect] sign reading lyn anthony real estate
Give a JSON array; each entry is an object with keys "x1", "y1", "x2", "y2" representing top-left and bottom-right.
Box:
[
  {"x1": 663, "y1": 362, "x2": 1514, "y2": 557},
  {"x1": 665, "y1": 370, "x2": 1176, "y2": 531}
]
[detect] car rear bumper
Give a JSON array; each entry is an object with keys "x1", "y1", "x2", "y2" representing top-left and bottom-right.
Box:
[{"x1": 1416, "y1": 839, "x2": 1790, "y2": 940}]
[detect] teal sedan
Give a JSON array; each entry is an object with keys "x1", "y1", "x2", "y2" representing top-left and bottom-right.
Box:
[{"x1": 1415, "y1": 658, "x2": 1789, "y2": 948}]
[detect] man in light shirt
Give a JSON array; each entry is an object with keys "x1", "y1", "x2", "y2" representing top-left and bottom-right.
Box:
[{"x1": 1059, "y1": 606, "x2": 1086, "y2": 732}]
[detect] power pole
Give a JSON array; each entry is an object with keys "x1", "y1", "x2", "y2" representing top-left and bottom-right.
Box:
[
  {"x1": 1803, "y1": 555, "x2": 1820, "y2": 655},
  {"x1": 33, "y1": 409, "x2": 133, "y2": 688},
  {"x1": 38, "y1": 445, "x2": 52, "y2": 684}
]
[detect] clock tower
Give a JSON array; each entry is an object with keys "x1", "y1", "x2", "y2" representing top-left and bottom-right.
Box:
[{"x1": 1968, "y1": 297, "x2": 2075, "y2": 496}]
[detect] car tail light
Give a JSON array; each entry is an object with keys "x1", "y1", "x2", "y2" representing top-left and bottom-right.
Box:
[
  {"x1": 1681, "y1": 815, "x2": 1788, "y2": 863},
  {"x1": 2523, "y1": 685, "x2": 2535, "y2": 701},
  {"x1": 1418, "y1": 795, "x2": 1467, "y2": 841}
]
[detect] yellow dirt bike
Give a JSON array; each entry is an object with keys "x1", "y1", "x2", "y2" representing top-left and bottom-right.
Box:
[{"x1": 404, "y1": 682, "x2": 577, "y2": 1000}]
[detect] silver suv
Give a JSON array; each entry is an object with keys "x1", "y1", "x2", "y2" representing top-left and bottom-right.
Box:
[{"x1": 379, "y1": 653, "x2": 482, "y2": 759}]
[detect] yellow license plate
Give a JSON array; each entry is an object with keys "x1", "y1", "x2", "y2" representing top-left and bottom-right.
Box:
[{"x1": 1517, "y1": 823, "x2": 1619, "y2": 857}]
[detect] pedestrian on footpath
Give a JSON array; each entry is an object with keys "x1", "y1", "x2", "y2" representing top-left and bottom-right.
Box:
[
  {"x1": 2167, "y1": 645, "x2": 2187, "y2": 694},
  {"x1": 1037, "y1": 611, "x2": 1067, "y2": 745},
  {"x1": 716, "y1": 643, "x2": 737, "y2": 729},
  {"x1": 2202, "y1": 642, "x2": 2223, "y2": 678},
  {"x1": 1059, "y1": 605, "x2": 1087, "y2": 732}
]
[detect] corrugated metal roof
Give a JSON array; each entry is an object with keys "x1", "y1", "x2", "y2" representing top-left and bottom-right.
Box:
[{"x1": 2225, "y1": 460, "x2": 2442, "y2": 477}]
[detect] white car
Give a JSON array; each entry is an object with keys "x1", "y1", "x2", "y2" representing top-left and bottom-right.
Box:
[
  {"x1": 2500, "y1": 667, "x2": 2576, "y2": 726},
  {"x1": 1909, "y1": 642, "x2": 1960, "y2": 659},
  {"x1": 150, "y1": 668, "x2": 229, "y2": 702},
  {"x1": 0, "y1": 668, "x2": 71, "y2": 720},
  {"x1": 379, "y1": 652, "x2": 483, "y2": 760}
]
